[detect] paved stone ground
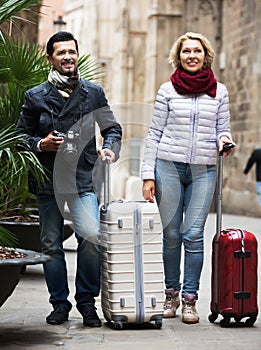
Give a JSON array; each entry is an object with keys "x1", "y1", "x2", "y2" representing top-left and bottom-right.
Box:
[{"x1": 0, "y1": 213, "x2": 260, "y2": 349}]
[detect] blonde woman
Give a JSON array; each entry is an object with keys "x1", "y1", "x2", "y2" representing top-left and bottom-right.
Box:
[{"x1": 142, "y1": 32, "x2": 235, "y2": 324}]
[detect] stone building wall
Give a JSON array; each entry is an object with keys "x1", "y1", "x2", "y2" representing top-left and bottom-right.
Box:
[
  {"x1": 38, "y1": 0, "x2": 65, "y2": 47},
  {"x1": 220, "y1": 0, "x2": 261, "y2": 216}
]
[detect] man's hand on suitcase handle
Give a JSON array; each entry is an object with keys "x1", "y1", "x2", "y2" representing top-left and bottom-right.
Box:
[
  {"x1": 98, "y1": 148, "x2": 116, "y2": 162},
  {"x1": 219, "y1": 136, "x2": 236, "y2": 157}
]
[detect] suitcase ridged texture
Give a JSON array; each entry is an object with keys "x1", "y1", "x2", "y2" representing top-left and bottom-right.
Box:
[{"x1": 100, "y1": 201, "x2": 164, "y2": 329}]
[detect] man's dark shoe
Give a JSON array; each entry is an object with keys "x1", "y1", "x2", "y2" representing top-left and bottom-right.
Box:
[
  {"x1": 77, "y1": 304, "x2": 102, "y2": 327},
  {"x1": 46, "y1": 304, "x2": 70, "y2": 325}
]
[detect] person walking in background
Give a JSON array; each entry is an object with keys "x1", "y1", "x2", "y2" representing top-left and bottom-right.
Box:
[
  {"x1": 16, "y1": 31, "x2": 122, "y2": 327},
  {"x1": 243, "y1": 147, "x2": 261, "y2": 216},
  {"x1": 141, "y1": 32, "x2": 235, "y2": 324}
]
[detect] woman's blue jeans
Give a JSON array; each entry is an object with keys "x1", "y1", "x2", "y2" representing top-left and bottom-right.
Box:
[
  {"x1": 37, "y1": 192, "x2": 100, "y2": 309},
  {"x1": 155, "y1": 159, "x2": 216, "y2": 298}
]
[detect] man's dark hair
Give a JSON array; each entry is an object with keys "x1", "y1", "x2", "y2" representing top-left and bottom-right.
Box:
[{"x1": 46, "y1": 31, "x2": 79, "y2": 56}]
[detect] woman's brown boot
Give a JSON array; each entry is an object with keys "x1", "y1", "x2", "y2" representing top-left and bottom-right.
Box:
[
  {"x1": 182, "y1": 294, "x2": 199, "y2": 324},
  {"x1": 163, "y1": 288, "x2": 180, "y2": 318}
]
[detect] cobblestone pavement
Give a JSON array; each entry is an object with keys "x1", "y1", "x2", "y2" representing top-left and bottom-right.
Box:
[{"x1": 0, "y1": 213, "x2": 260, "y2": 349}]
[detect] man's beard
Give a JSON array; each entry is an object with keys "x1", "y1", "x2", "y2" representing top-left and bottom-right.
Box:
[{"x1": 63, "y1": 67, "x2": 78, "y2": 77}]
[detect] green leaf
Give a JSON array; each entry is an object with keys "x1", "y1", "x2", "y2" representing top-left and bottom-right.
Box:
[
  {"x1": 0, "y1": 225, "x2": 18, "y2": 248},
  {"x1": 0, "y1": 67, "x2": 11, "y2": 80},
  {"x1": 78, "y1": 54, "x2": 105, "y2": 84},
  {"x1": 0, "y1": 0, "x2": 41, "y2": 25}
]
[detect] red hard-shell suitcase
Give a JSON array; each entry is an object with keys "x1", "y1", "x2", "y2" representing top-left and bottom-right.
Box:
[{"x1": 209, "y1": 145, "x2": 258, "y2": 327}]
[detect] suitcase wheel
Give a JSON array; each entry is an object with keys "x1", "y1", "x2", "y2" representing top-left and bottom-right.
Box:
[
  {"x1": 245, "y1": 316, "x2": 257, "y2": 327},
  {"x1": 234, "y1": 316, "x2": 242, "y2": 323},
  {"x1": 208, "y1": 312, "x2": 218, "y2": 323},
  {"x1": 220, "y1": 316, "x2": 231, "y2": 327},
  {"x1": 114, "y1": 321, "x2": 124, "y2": 330},
  {"x1": 154, "y1": 320, "x2": 162, "y2": 329}
]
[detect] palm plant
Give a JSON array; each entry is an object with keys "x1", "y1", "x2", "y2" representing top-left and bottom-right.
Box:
[
  {"x1": 0, "y1": 38, "x2": 49, "y2": 128},
  {"x1": 0, "y1": 126, "x2": 46, "y2": 213},
  {"x1": 0, "y1": 126, "x2": 47, "y2": 246},
  {"x1": 0, "y1": 0, "x2": 104, "y2": 247},
  {"x1": 0, "y1": 0, "x2": 45, "y2": 247}
]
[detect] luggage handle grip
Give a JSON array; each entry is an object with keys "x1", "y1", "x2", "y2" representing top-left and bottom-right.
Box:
[{"x1": 219, "y1": 143, "x2": 234, "y2": 156}]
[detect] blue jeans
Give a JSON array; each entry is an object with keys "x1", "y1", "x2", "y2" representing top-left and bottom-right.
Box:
[
  {"x1": 256, "y1": 182, "x2": 261, "y2": 206},
  {"x1": 155, "y1": 159, "x2": 216, "y2": 298},
  {"x1": 37, "y1": 192, "x2": 100, "y2": 309}
]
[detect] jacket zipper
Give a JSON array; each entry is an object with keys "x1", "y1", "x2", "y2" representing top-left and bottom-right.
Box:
[{"x1": 189, "y1": 96, "x2": 198, "y2": 162}]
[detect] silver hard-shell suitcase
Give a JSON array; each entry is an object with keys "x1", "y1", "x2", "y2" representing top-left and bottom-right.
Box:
[{"x1": 100, "y1": 159, "x2": 164, "y2": 329}]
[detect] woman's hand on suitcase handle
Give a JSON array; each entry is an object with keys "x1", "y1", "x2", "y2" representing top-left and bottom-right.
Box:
[
  {"x1": 98, "y1": 148, "x2": 116, "y2": 162},
  {"x1": 219, "y1": 136, "x2": 236, "y2": 157},
  {"x1": 143, "y1": 179, "x2": 155, "y2": 203}
]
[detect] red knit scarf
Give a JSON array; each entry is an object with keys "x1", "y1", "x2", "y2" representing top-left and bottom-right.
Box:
[{"x1": 170, "y1": 67, "x2": 217, "y2": 97}]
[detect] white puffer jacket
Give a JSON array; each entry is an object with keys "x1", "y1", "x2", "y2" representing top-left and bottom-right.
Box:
[{"x1": 141, "y1": 81, "x2": 232, "y2": 180}]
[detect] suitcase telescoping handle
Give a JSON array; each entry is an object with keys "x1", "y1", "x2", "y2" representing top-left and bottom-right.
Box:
[
  {"x1": 213, "y1": 143, "x2": 234, "y2": 311},
  {"x1": 101, "y1": 156, "x2": 111, "y2": 213},
  {"x1": 215, "y1": 143, "x2": 235, "y2": 241}
]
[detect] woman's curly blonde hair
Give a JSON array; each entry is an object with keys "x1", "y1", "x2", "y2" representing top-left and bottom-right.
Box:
[{"x1": 168, "y1": 32, "x2": 215, "y2": 69}]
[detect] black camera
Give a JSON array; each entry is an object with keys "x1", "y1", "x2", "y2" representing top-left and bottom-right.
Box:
[{"x1": 54, "y1": 130, "x2": 80, "y2": 162}]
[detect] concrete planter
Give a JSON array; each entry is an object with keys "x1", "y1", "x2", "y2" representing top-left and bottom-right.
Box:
[{"x1": 0, "y1": 249, "x2": 50, "y2": 308}]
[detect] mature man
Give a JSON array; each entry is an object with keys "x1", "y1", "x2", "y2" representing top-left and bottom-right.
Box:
[{"x1": 16, "y1": 31, "x2": 122, "y2": 327}]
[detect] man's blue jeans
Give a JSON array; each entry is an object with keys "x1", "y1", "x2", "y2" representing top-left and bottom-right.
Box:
[
  {"x1": 155, "y1": 159, "x2": 216, "y2": 298},
  {"x1": 37, "y1": 192, "x2": 100, "y2": 309}
]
